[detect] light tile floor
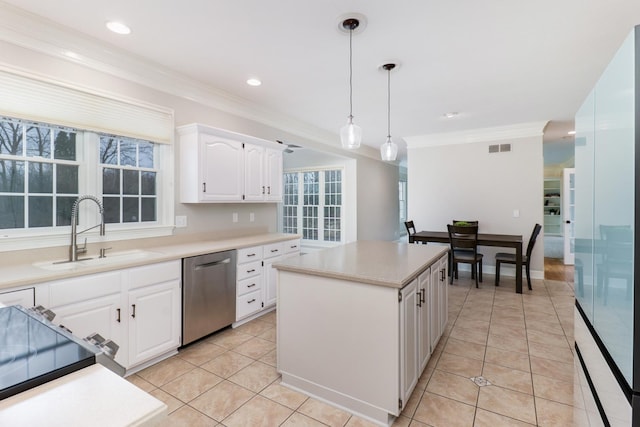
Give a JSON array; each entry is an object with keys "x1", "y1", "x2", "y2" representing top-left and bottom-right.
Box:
[{"x1": 128, "y1": 274, "x2": 577, "y2": 426}]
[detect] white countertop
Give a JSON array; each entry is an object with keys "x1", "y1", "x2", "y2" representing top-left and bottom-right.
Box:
[
  {"x1": 273, "y1": 241, "x2": 448, "y2": 288},
  {"x1": 0, "y1": 233, "x2": 299, "y2": 291},
  {"x1": 0, "y1": 364, "x2": 166, "y2": 427}
]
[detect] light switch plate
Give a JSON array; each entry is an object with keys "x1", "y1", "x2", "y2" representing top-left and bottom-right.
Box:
[{"x1": 512, "y1": 209, "x2": 520, "y2": 218}]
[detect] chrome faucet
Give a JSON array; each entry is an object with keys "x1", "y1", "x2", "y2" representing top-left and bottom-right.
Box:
[{"x1": 69, "y1": 195, "x2": 105, "y2": 262}]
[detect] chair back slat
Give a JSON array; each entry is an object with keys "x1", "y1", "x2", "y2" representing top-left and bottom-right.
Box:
[
  {"x1": 448, "y1": 224, "x2": 479, "y2": 252},
  {"x1": 405, "y1": 220, "x2": 416, "y2": 235}
]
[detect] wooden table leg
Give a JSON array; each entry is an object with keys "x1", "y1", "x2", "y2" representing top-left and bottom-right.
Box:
[{"x1": 516, "y1": 243, "x2": 523, "y2": 293}]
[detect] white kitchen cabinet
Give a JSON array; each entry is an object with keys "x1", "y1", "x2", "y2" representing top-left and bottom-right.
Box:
[
  {"x1": 127, "y1": 280, "x2": 181, "y2": 367},
  {"x1": 177, "y1": 123, "x2": 285, "y2": 203},
  {"x1": 0, "y1": 287, "x2": 35, "y2": 308},
  {"x1": 44, "y1": 261, "x2": 181, "y2": 370},
  {"x1": 400, "y1": 278, "x2": 419, "y2": 404},
  {"x1": 437, "y1": 254, "x2": 449, "y2": 336},
  {"x1": 417, "y1": 269, "x2": 431, "y2": 373},
  {"x1": 125, "y1": 260, "x2": 181, "y2": 368},
  {"x1": 429, "y1": 253, "x2": 449, "y2": 351},
  {"x1": 277, "y1": 244, "x2": 449, "y2": 423},
  {"x1": 235, "y1": 238, "x2": 300, "y2": 323},
  {"x1": 236, "y1": 245, "x2": 264, "y2": 321}
]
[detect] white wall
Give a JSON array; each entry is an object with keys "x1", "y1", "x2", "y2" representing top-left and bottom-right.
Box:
[
  {"x1": 1, "y1": 39, "x2": 400, "y2": 244},
  {"x1": 406, "y1": 126, "x2": 544, "y2": 276}
]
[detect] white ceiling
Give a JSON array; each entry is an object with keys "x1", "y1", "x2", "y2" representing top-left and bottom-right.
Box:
[{"x1": 3, "y1": 0, "x2": 640, "y2": 157}]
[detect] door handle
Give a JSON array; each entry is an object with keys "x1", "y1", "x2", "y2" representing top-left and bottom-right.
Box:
[
  {"x1": 248, "y1": 299, "x2": 256, "y2": 304},
  {"x1": 131, "y1": 304, "x2": 136, "y2": 318},
  {"x1": 194, "y1": 258, "x2": 231, "y2": 270},
  {"x1": 202, "y1": 182, "x2": 206, "y2": 193},
  {"x1": 116, "y1": 308, "x2": 121, "y2": 323},
  {"x1": 565, "y1": 220, "x2": 571, "y2": 224},
  {"x1": 421, "y1": 288, "x2": 426, "y2": 304}
]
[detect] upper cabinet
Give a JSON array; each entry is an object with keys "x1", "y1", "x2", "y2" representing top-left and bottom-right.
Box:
[{"x1": 177, "y1": 123, "x2": 285, "y2": 203}]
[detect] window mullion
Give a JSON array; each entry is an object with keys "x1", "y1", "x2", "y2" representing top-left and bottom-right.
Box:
[{"x1": 318, "y1": 171, "x2": 325, "y2": 243}]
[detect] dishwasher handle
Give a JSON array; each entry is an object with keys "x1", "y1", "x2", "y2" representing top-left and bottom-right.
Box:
[{"x1": 194, "y1": 258, "x2": 231, "y2": 270}]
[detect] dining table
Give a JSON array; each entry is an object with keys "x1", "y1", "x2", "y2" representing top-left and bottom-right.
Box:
[{"x1": 409, "y1": 230, "x2": 525, "y2": 293}]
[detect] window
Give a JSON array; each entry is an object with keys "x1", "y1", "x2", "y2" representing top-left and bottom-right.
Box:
[
  {"x1": 0, "y1": 118, "x2": 79, "y2": 229},
  {"x1": 0, "y1": 116, "x2": 166, "y2": 246},
  {"x1": 99, "y1": 136, "x2": 157, "y2": 224},
  {"x1": 283, "y1": 168, "x2": 343, "y2": 243}
]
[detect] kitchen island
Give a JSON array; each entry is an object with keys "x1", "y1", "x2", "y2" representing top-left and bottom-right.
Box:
[{"x1": 274, "y1": 241, "x2": 449, "y2": 426}]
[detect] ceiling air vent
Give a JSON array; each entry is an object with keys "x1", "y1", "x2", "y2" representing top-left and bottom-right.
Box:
[{"x1": 488, "y1": 143, "x2": 512, "y2": 154}]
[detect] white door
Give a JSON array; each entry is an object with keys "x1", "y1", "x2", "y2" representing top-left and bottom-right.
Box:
[
  {"x1": 265, "y1": 148, "x2": 283, "y2": 201},
  {"x1": 128, "y1": 281, "x2": 181, "y2": 367},
  {"x1": 437, "y1": 255, "x2": 448, "y2": 336},
  {"x1": 417, "y1": 269, "x2": 431, "y2": 373},
  {"x1": 244, "y1": 143, "x2": 265, "y2": 201},
  {"x1": 400, "y1": 279, "x2": 419, "y2": 405},
  {"x1": 200, "y1": 136, "x2": 244, "y2": 201},
  {"x1": 0, "y1": 288, "x2": 34, "y2": 307},
  {"x1": 563, "y1": 168, "x2": 575, "y2": 265},
  {"x1": 429, "y1": 266, "x2": 440, "y2": 351}
]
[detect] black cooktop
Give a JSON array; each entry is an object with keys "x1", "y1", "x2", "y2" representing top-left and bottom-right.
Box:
[{"x1": 0, "y1": 305, "x2": 96, "y2": 400}]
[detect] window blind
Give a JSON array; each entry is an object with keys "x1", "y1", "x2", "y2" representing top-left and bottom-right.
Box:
[{"x1": 0, "y1": 67, "x2": 174, "y2": 144}]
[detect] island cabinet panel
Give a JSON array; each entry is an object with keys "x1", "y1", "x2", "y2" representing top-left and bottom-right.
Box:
[
  {"x1": 277, "y1": 246, "x2": 449, "y2": 426},
  {"x1": 278, "y1": 271, "x2": 401, "y2": 425}
]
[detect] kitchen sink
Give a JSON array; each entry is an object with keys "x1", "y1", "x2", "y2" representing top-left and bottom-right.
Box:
[{"x1": 33, "y1": 249, "x2": 162, "y2": 271}]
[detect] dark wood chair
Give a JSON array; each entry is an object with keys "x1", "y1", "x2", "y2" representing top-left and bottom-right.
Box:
[
  {"x1": 447, "y1": 224, "x2": 483, "y2": 287},
  {"x1": 405, "y1": 220, "x2": 424, "y2": 244},
  {"x1": 495, "y1": 223, "x2": 542, "y2": 290}
]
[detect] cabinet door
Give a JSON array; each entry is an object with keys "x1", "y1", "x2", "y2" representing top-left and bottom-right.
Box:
[
  {"x1": 265, "y1": 148, "x2": 283, "y2": 201},
  {"x1": 0, "y1": 287, "x2": 35, "y2": 308},
  {"x1": 52, "y1": 293, "x2": 125, "y2": 366},
  {"x1": 430, "y1": 265, "x2": 440, "y2": 351},
  {"x1": 438, "y1": 255, "x2": 449, "y2": 337},
  {"x1": 417, "y1": 269, "x2": 431, "y2": 373},
  {"x1": 127, "y1": 280, "x2": 181, "y2": 367},
  {"x1": 244, "y1": 143, "x2": 265, "y2": 201},
  {"x1": 200, "y1": 135, "x2": 244, "y2": 201},
  {"x1": 400, "y1": 279, "x2": 419, "y2": 405},
  {"x1": 263, "y1": 254, "x2": 281, "y2": 308}
]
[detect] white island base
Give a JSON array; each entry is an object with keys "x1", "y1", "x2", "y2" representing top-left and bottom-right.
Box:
[{"x1": 275, "y1": 242, "x2": 448, "y2": 426}]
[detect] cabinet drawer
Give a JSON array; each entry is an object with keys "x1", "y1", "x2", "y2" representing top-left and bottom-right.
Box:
[
  {"x1": 49, "y1": 271, "x2": 122, "y2": 308},
  {"x1": 237, "y1": 275, "x2": 262, "y2": 296},
  {"x1": 237, "y1": 260, "x2": 262, "y2": 281},
  {"x1": 237, "y1": 289, "x2": 262, "y2": 319},
  {"x1": 128, "y1": 260, "x2": 181, "y2": 290},
  {"x1": 263, "y1": 242, "x2": 284, "y2": 259},
  {"x1": 283, "y1": 239, "x2": 301, "y2": 254},
  {"x1": 237, "y1": 246, "x2": 263, "y2": 263}
]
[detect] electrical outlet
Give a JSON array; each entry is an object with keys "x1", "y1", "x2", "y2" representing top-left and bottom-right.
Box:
[
  {"x1": 175, "y1": 215, "x2": 187, "y2": 227},
  {"x1": 250, "y1": 212, "x2": 255, "y2": 222},
  {"x1": 233, "y1": 212, "x2": 238, "y2": 223},
  {"x1": 513, "y1": 209, "x2": 520, "y2": 218}
]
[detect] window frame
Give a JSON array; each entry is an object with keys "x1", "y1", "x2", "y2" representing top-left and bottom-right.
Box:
[{"x1": 0, "y1": 124, "x2": 174, "y2": 252}]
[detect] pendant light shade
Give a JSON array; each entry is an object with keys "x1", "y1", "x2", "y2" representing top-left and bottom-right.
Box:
[
  {"x1": 340, "y1": 18, "x2": 362, "y2": 149},
  {"x1": 380, "y1": 63, "x2": 398, "y2": 161}
]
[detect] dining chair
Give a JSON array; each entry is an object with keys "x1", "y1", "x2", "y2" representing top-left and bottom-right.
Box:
[
  {"x1": 447, "y1": 223, "x2": 483, "y2": 288},
  {"x1": 405, "y1": 220, "x2": 424, "y2": 244},
  {"x1": 494, "y1": 223, "x2": 542, "y2": 290}
]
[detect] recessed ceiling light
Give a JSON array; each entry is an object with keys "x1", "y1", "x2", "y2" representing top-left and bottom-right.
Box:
[
  {"x1": 106, "y1": 21, "x2": 131, "y2": 35},
  {"x1": 246, "y1": 78, "x2": 262, "y2": 87},
  {"x1": 567, "y1": 130, "x2": 576, "y2": 135},
  {"x1": 444, "y1": 112, "x2": 459, "y2": 118}
]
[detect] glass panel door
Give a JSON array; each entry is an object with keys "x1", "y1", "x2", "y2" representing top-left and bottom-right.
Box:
[{"x1": 563, "y1": 168, "x2": 575, "y2": 265}]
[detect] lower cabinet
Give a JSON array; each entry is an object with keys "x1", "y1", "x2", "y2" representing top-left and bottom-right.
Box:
[
  {"x1": 401, "y1": 252, "x2": 449, "y2": 408},
  {"x1": 236, "y1": 238, "x2": 300, "y2": 323},
  {"x1": 0, "y1": 287, "x2": 35, "y2": 308},
  {"x1": 44, "y1": 261, "x2": 181, "y2": 371}
]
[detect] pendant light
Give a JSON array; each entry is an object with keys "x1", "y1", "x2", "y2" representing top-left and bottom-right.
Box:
[
  {"x1": 340, "y1": 18, "x2": 362, "y2": 149},
  {"x1": 380, "y1": 63, "x2": 398, "y2": 161}
]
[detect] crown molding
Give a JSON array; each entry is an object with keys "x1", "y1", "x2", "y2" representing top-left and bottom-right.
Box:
[
  {"x1": 0, "y1": 2, "x2": 384, "y2": 162},
  {"x1": 405, "y1": 121, "x2": 549, "y2": 149}
]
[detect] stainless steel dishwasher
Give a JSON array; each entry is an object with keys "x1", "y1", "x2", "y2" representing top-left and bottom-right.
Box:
[{"x1": 182, "y1": 250, "x2": 236, "y2": 345}]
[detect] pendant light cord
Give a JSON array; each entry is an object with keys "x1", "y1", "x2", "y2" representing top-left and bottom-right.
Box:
[
  {"x1": 387, "y1": 67, "x2": 391, "y2": 139},
  {"x1": 348, "y1": 27, "x2": 354, "y2": 119}
]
